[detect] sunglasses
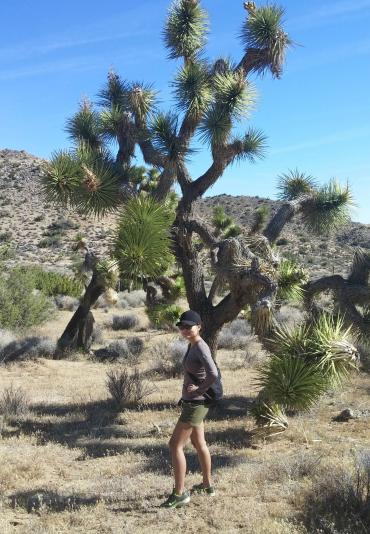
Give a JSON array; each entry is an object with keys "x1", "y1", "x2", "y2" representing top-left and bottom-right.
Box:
[{"x1": 178, "y1": 324, "x2": 195, "y2": 330}]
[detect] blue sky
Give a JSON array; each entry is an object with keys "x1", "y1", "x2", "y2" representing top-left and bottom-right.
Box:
[{"x1": 1, "y1": 0, "x2": 369, "y2": 222}]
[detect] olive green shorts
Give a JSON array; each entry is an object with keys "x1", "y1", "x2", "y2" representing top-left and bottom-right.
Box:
[{"x1": 179, "y1": 402, "x2": 209, "y2": 426}]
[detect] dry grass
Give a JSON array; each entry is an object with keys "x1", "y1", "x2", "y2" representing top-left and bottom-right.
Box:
[{"x1": 0, "y1": 308, "x2": 369, "y2": 534}]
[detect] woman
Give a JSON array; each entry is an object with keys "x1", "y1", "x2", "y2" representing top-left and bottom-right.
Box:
[{"x1": 161, "y1": 310, "x2": 218, "y2": 508}]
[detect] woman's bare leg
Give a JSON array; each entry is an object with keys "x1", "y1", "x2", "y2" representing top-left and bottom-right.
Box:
[
  {"x1": 169, "y1": 421, "x2": 193, "y2": 494},
  {"x1": 190, "y1": 423, "x2": 212, "y2": 487}
]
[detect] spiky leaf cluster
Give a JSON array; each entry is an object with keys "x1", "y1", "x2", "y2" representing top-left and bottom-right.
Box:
[
  {"x1": 277, "y1": 169, "x2": 317, "y2": 200},
  {"x1": 257, "y1": 355, "x2": 327, "y2": 411},
  {"x1": 199, "y1": 72, "x2": 257, "y2": 147},
  {"x1": 254, "y1": 314, "x2": 359, "y2": 427},
  {"x1": 250, "y1": 204, "x2": 270, "y2": 234},
  {"x1": 212, "y1": 206, "x2": 241, "y2": 238},
  {"x1": 65, "y1": 100, "x2": 102, "y2": 149},
  {"x1": 240, "y1": 4, "x2": 292, "y2": 77},
  {"x1": 173, "y1": 61, "x2": 212, "y2": 119},
  {"x1": 164, "y1": 0, "x2": 208, "y2": 61},
  {"x1": 114, "y1": 195, "x2": 174, "y2": 283},
  {"x1": 277, "y1": 258, "x2": 308, "y2": 302},
  {"x1": 302, "y1": 180, "x2": 354, "y2": 234},
  {"x1": 213, "y1": 69, "x2": 256, "y2": 119},
  {"x1": 150, "y1": 112, "x2": 186, "y2": 160},
  {"x1": 43, "y1": 145, "x2": 122, "y2": 217}
]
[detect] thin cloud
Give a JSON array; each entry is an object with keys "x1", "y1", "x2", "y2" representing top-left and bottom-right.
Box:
[
  {"x1": 287, "y1": 37, "x2": 370, "y2": 72},
  {"x1": 289, "y1": 0, "x2": 370, "y2": 30},
  {"x1": 0, "y1": 48, "x2": 163, "y2": 81},
  {"x1": 0, "y1": 29, "x2": 151, "y2": 64},
  {"x1": 270, "y1": 127, "x2": 370, "y2": 156}
]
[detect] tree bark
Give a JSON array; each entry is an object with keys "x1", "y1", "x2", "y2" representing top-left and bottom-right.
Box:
[{"x1": 55, "y1": 272, "x2": 106, "y2": 356}]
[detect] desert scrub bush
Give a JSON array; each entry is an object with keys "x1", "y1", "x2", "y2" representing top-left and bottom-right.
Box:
[
  {"x1": 0, "y1": 385, "x2": 29, "y2": 417},
  {"x1": 218, "y1": 318, "x2": 251, "y2": 349},
  {"x1": 126, "y1": 336, "x2": 144, "y2": 356},
  {"x1": 0, "y1": 328, "x2": 15, "y2": 352},
  {"x1": 54, "y1": 295, "x2": 79, "y2": 311},
  {"x1": 1, "y1": 337, "x2": 56, "y2": 363},
  {"x1": 301, "y1": 454, "x2": 370, "y2": 533},
  {"x1": 16, "y1": 265, "x2": 83, "y2": 297},
  {"x1": 150, "y1": 339, "x2": 187, "y2": 377},
  {"x1": 112, "y1": 313, "x2": 139, "y2": 330},
  {"x1": 91, "y1": 323, "x2": 104, "y2": 344},
  {"x1": 0, "y1": 244, "x2": 16, "y2": 261},
  {"x1": 119, "y1": 289, "x2": 146, "y2": 308},
  {"x1": 106, "y1": 367, "x2": 156, "y2": 409},
  {"x1": 146, "y1": 304, "x2": 182, "y2": 330},
  {"x1": 94, "y1": 337, "x2": 144, "y2": 362},
  {"x1": 0, "y1": 268, "x2": 52, "y2": 330},
  {"x1": 258, "y1": 451, "x2": 322, "y2": 484},
  {"x1": 34, "y1": 269, "x2": 83, "y2": 297}
]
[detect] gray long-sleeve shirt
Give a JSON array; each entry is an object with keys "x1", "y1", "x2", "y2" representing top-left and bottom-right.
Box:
[{"x1": 181, "y1": 338, "x2": 218, "y2": 401}]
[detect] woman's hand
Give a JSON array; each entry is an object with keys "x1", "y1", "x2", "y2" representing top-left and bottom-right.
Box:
[{"x1": 186, "y1": 384, "x2": 199, "y2": 393}]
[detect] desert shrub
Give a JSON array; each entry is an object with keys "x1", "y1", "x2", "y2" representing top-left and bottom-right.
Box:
[
  {"x1": 0, "y1": 329, "x2": 15, "y2": 352},
  {"x1": 91, "y1": 324, "x2": 104, "y2": 345},
  {"x1": 54, "y1": 295, "x2": 79, "y2": 311},
  {"x1": 301, "y1": 455, "x2": 370, "y2": 533},
  {"x1": 0, "y1": 336, "x2": 56, "y2": 363},
  {"x1": 260, "y1": 452, "x2": 322, "y2": 484},
  {"x1": 38, "y1": 235, "x2": 61, "y2": 248},
  {"x1": 95, "y1": 338, "x2": 143, "y2": 362},
  {"x1": 34, "y1": 269, "x2": 83, "y2": 297},
  {"x1": 117, "y1": 295, "x2": 129, "y2": 309},
  {"x1": 243, "y1": 338, "x2": 267, "y2": 367},
  {"x1": 147, "y1": 304, "x2": 183, "y2": 330},
  {"x1": 106, "y1": 367, "x2": 156, "y2": 409},
  {"x1": 276, "y1": 305, "x2": 304, "y2": 328},
  {"x1": 218, "y1": 318, "x2": 251, "y2": 349},
  {"x1": 0, "y1": 386, "x2": 29, "y2": 417},
  {"x1": 121, "y1": 290, "x2": 146, "y2": 308},
  {"x1": 15, "y1": 266, "x2": 83, "y2": 297},
  {"x1": 126, "y1": 336, "x2": 144, "y2": 356},
  {"x1": 112, "y1": 313, "x2": 139, "y2": 330},
  {"x1": 0, "y1": 244, "x2": 15, "y2": 261},
  {"x1": 0, "y1": 269, "x2": 52, "y2": 330},
  {"x1": 150, "y1": 339, "x2": 187, "y2": 377}
]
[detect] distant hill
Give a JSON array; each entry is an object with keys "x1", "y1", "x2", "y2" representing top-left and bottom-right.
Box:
[{"x1": 1, "y1": 148, "x2": 369, "y2": 278}]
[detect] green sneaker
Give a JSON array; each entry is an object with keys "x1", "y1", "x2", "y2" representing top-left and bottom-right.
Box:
[
  {"x1": 160, "y1": 490, "x2": 190, "y2": 508},
  {"x1": 191, "y1": 483, "x2": 216, "y2": 496}
]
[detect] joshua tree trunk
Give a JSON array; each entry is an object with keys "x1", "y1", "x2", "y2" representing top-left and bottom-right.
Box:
[{"x1": 55, "y1": 271, "x2": 106, "y2": 356}]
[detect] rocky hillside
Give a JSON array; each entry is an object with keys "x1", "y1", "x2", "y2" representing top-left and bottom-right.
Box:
[{"x1": 1, "y1": 148, "x2": 369, "y2": 279}]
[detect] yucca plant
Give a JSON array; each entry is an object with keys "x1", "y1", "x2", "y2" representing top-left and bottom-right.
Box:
[
  {"x1": 251, "y1": 399, "x2": 288, "y2": 429},
  {"x1": 256, "y1": 355, "x2": 327, "y2": 412},
  {"x1": 277, "y1": 169, "x2": 317, "y2": 201},
  {"x1": 114, "y1": 195, "x2": 174, "y2": 284},
  {"x1": 254, "y1": 313, "x2": 360, "y2": 426},
  {"x1": 310, "y1": 314, "x2": 359, "y2": 385},
  {"x1": 277, "y1": 258, "x2": 308, "y2": 303},
  {"x1": 250, "y1": 205, "x2": 270, "y2": 234},
  {"x1": 302, "y1": 180, "x2": 354, "y2": 235}
]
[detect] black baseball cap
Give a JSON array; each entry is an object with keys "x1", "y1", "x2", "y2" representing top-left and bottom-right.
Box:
[{"x1": 176, "y1": 310, "x2": 201, "y2": 327}]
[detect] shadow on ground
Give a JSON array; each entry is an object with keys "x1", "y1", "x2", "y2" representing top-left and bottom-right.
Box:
[
  {"x1": 9, "y1": 396, "x2": 254, "y2": 470},
  {"x1": 9, "y1": 489, "x2": 102, "y2": 513}
]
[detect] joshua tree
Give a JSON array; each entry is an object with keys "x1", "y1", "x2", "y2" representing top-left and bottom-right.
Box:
[{"x1": 44, "y1": 1, "x2": 355, "y2": 360}]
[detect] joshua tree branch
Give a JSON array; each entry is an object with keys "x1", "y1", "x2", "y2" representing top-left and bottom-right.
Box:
[
  {"x1": 185, "y1": 219, "x2": 219, "y2": 248},
  {"x1": 263, "y1": 196, "x2": 311, "y2": 242}
]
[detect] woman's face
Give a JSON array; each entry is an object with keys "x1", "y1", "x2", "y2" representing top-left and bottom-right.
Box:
[{"x1": 178, "y1": 324, "x2": 200, "y2": 341}]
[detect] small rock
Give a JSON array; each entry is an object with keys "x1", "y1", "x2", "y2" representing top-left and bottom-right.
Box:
[{"x1": 332, "y1": 408, "x2": 354, "y2": 422}]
